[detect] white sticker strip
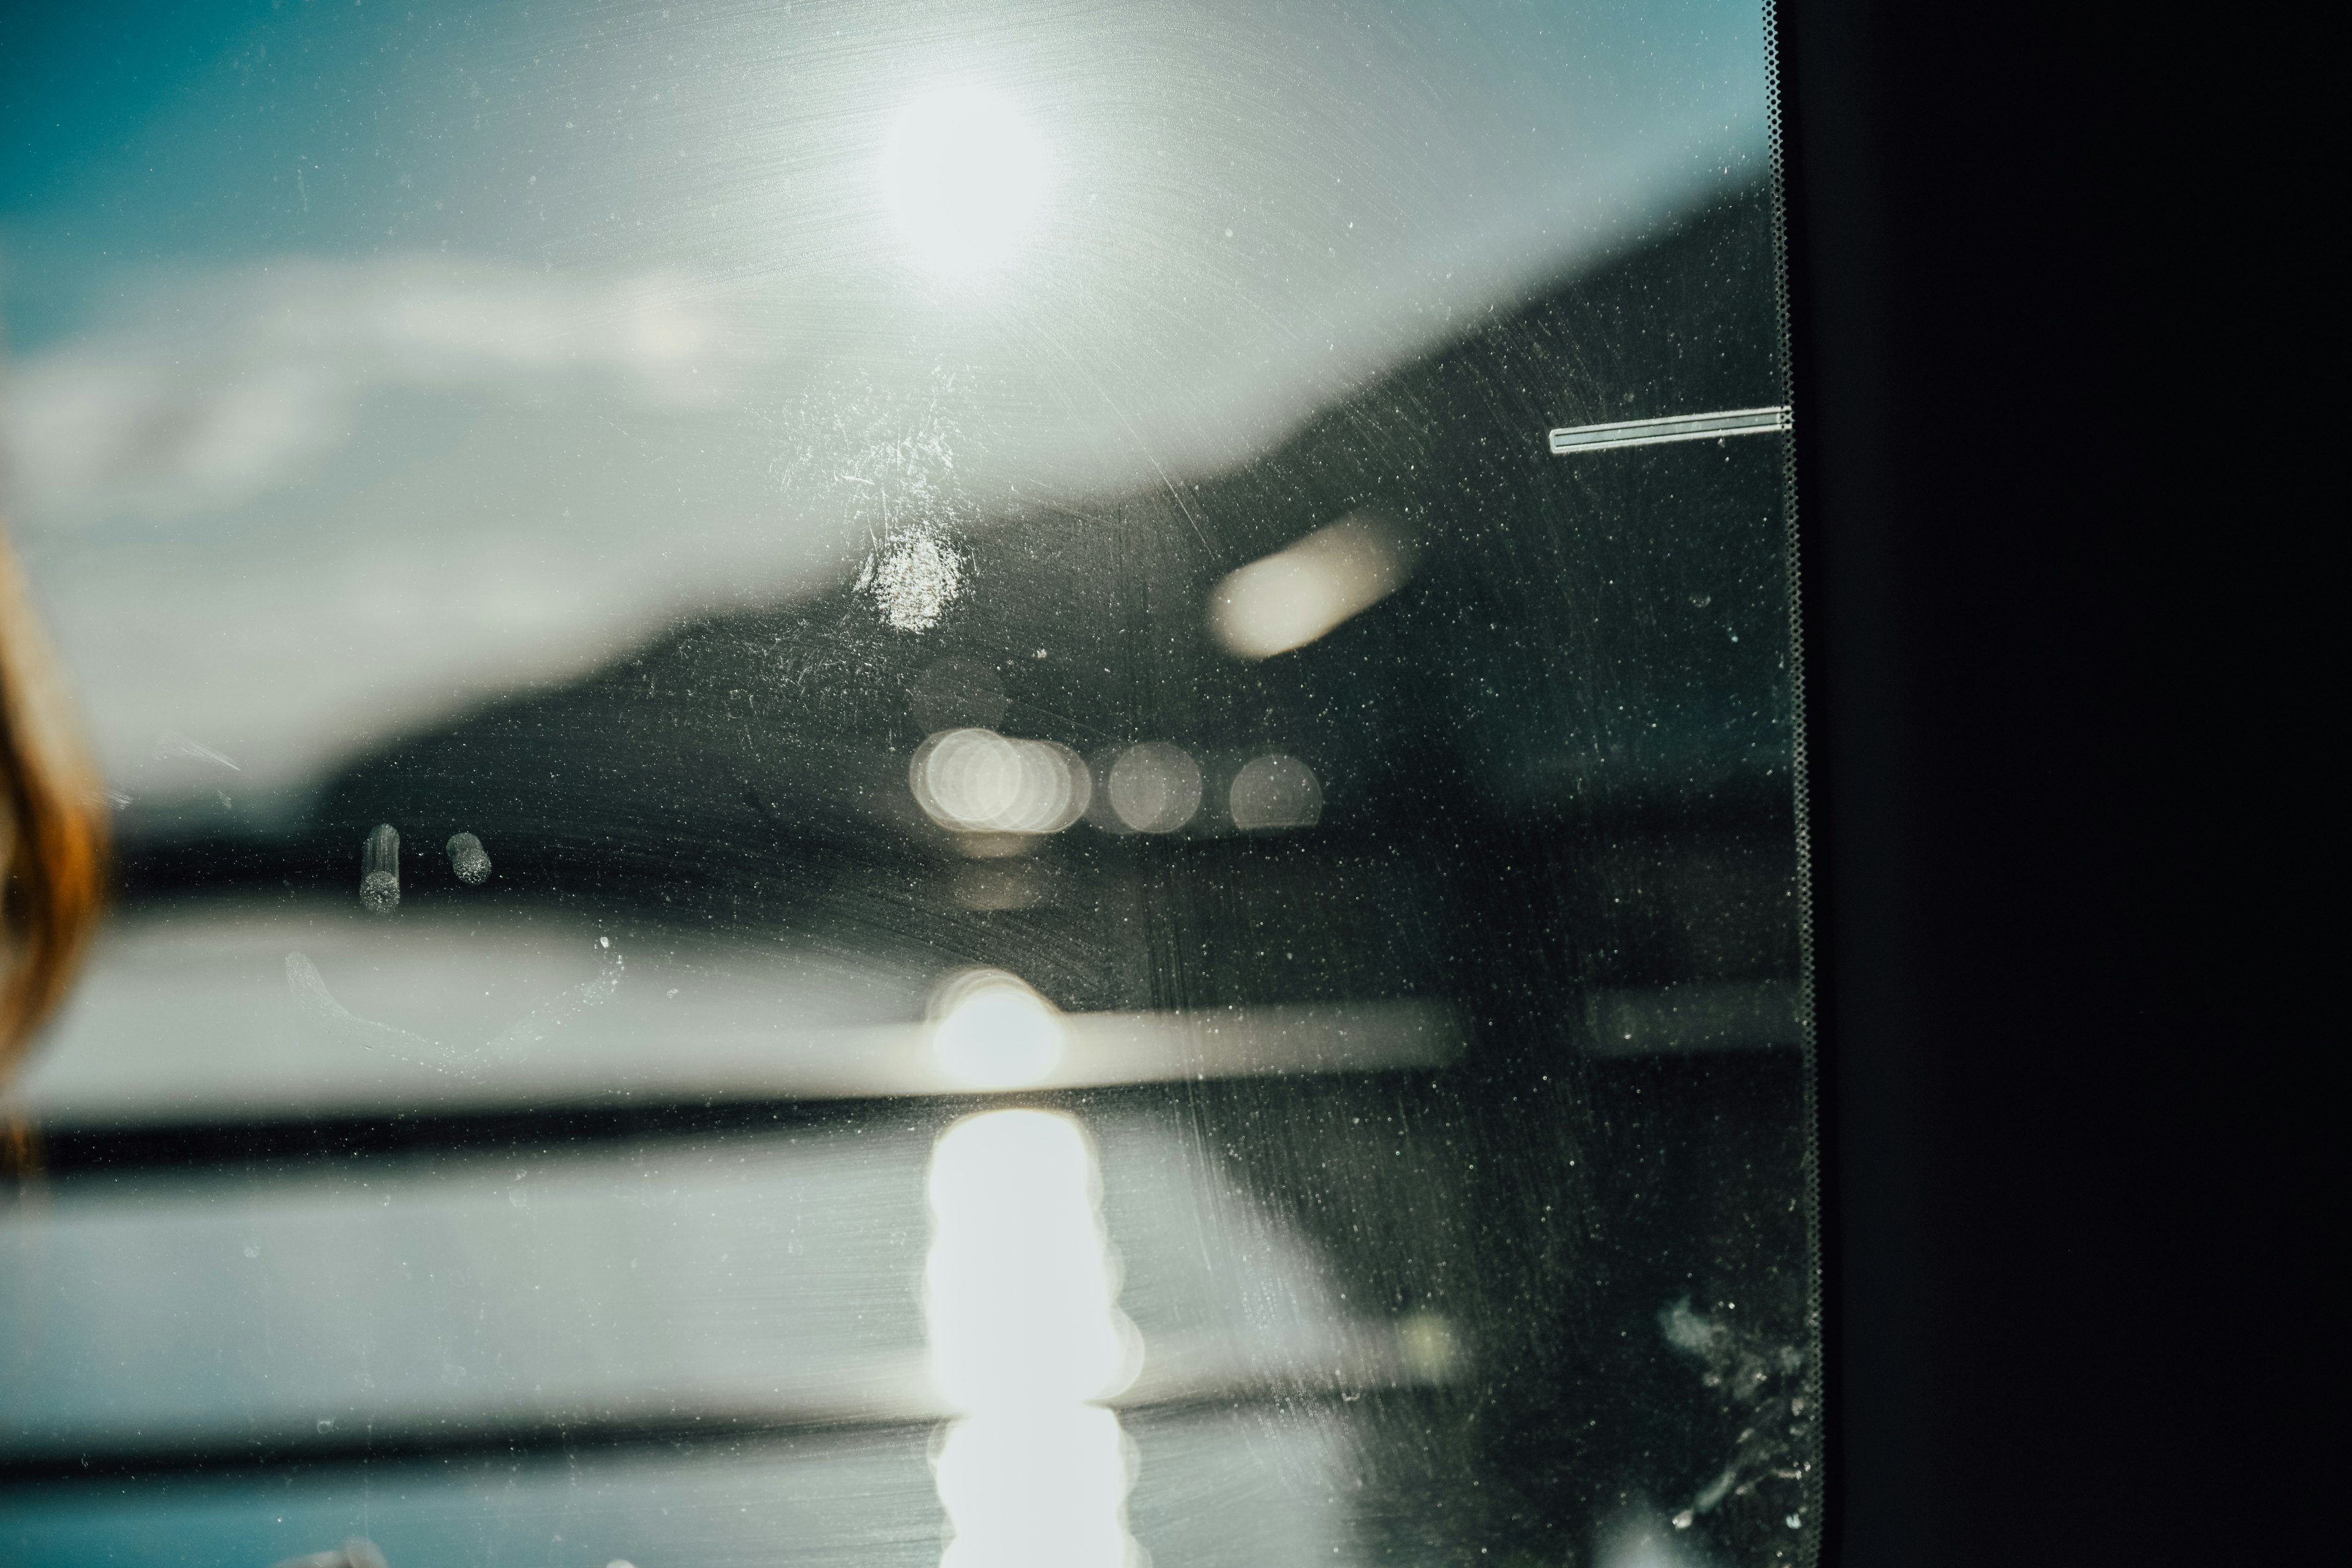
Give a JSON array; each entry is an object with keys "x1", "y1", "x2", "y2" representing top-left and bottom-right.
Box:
[{"x1": 1548, "y1": 405, "x2": 1788, "y2": 455}]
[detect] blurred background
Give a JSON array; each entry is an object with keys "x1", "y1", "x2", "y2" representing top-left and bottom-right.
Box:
[{"x1": 1, "y1": 3, "x2": 1811, "y2": 1566}]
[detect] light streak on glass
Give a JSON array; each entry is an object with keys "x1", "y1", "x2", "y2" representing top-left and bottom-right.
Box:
[
  {"x1": 924, "y1": 1109, "x2": 1144, "y2": 1568},
  {"x1": 1208, "y1": 514, "x2": 1412, "y2": 660}
]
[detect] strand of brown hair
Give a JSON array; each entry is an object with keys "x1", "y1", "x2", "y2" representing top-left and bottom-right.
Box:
[{"x1": 0, "y1": 517, "x2": 109, "y2": 1105}]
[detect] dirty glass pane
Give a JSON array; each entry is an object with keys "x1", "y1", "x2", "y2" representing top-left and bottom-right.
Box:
[{"x1": 2, "y1": 3, "x2": 1814, "y2": 1566}]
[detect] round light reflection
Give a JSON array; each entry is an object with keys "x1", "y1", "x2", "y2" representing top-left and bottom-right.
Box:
[
  {"x1": 1106, "y1": 742, "x2": 1202, "y2": 834},
  {"x1": 1228, "y1": 753, "x2": 1323, "y2": 830},
  {"x1": 912, "y1": 728, "x2": 1090, "y2": 835}
]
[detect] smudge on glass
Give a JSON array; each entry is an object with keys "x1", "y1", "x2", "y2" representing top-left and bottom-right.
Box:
[{"x1": 359, "y1": 824, "x2": 400, "y2": 914}]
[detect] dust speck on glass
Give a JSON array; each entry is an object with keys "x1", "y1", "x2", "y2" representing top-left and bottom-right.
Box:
[{"x1": 1, "y1": 2, "x2": 1815, "y2": 1565}]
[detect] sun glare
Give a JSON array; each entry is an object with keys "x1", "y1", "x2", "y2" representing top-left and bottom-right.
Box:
[{"x1": 878, "y1": 86, "x2": 1050, "y2": 279}]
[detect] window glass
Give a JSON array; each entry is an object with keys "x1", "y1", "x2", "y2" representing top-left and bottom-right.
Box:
[{"x1": 2, "y1": 4, "x2": 1814, "y2": 1565}]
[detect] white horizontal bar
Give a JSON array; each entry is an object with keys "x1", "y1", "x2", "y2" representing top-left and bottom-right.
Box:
[
  {"x1": 21, "y1": 908, "x2": 1463, "y2": 1125},
  {"x1": 1548, "y1": 405, "x2": 1788, "y2": 455}
]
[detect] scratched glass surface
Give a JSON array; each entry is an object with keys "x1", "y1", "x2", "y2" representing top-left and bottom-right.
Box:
[{"x1": 0, "y1": 4, "x2": 1814, "y2": 1566}]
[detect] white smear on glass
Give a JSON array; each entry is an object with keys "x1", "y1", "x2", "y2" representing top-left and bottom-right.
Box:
[{"x1": 858, "y1": 531, "x2": 966, "y2": 633}]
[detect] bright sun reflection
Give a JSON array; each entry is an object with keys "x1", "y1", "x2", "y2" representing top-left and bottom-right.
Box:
[
  {"x1": 878, "y1": 86, "x2": 1050, "y2": 279},
  {"x1": 926, "y1": 1110, "x2": 1144, "y2": 1568}
]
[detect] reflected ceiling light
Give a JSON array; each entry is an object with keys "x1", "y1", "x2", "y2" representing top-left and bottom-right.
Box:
[
  {"x1": 912, "y1": 728, "x2": 1090, "y2": 835},
  {"x1": 929, "y1": 968, "x2": 1068, "y2": 1089},
  {"x1": 1208, "y1": 513, "x2": 1414, "y2": 660},
  {"x1": 878, "y1": 85, "x2": 1050, "y2": 279},
  {"x1": 1227, "y1": 753, "x2": 1323, "y2": 830},
  {"x1": 1106, "y1": 743, "x2": 1202, "y2": 834}
]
